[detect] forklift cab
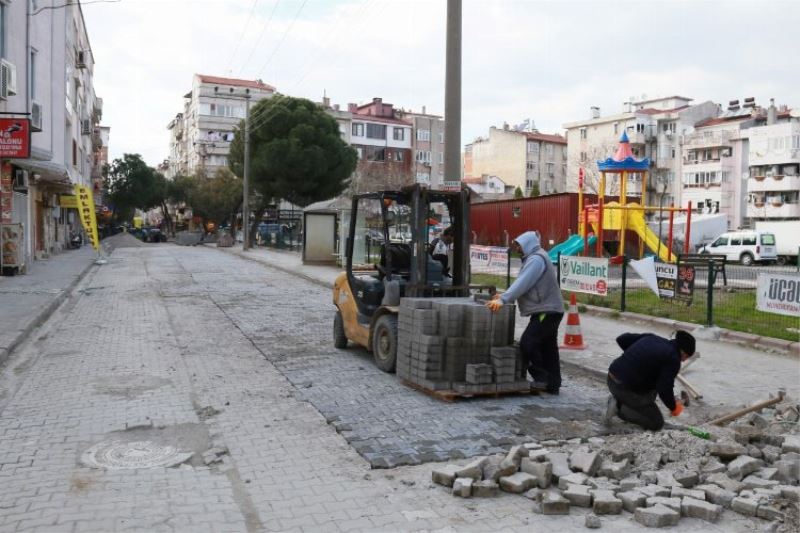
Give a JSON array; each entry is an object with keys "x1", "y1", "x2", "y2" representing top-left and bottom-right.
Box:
[{"x1": 344, "y1": 186, "x2": 470, "y2": 321}]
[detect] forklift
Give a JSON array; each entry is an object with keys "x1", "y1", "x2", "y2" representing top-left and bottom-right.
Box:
[{"x1": 333, "y1": 184, "x2": 472, "y2": 372}]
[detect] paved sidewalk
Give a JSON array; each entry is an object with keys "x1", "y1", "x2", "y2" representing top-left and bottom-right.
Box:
[
  {"x1": 0, "y1": 246, "x2": 96, "y2": 363},
  {"x1": 220, "y1": 244, "x2": 800, "y2": 412}
]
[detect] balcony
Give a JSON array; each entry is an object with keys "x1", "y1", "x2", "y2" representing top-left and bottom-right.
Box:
[
  {"x1": 747, "y1": 174, "x2": 800, "y2": 193},
  {"x1": 747, "y1": 202, "x2": 800, "y2": 219},
  {"x1": 683, "y1": 131, "x2": 734, "y2": 148},
  {"x1": 683, "y1": 157, "x2": 721, "y2": 165}
]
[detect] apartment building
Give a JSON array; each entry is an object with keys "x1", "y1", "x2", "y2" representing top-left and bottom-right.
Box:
[
  {"x1": 396, "y1": 107, "x2": 446, "y2": 190},
  {"x1": 745, "y1": 101, "x2": 799, "y2": 223},
  {"x1": 166, "y1": 74, "x2": 275, "y2": 178},
  {"x1": 0, "y1": 0, "x2": 104, "y2": 271},
  {"x1": 464, "y1": 124, "x2": 567, "y2": 196},
  {"x1": 564, "y1": 96, "x2": 718, "y2": 208}
]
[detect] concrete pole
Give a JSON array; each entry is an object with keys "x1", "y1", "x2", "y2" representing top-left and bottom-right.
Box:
[
  {"x1": 243, "y1": 92, "x2": 251, "y2": 250},
  {"x1": 443, "y1": 0, "x2": 461, "y2": 187}
]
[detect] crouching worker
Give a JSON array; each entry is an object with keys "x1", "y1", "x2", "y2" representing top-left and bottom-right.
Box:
[{"x1": 604, "y1": 330, "x2": 695, "y2": 431}]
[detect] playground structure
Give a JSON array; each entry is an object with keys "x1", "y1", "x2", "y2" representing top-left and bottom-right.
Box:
[{"x1": 568, "y1": 131, "x2": 693, "y2": 263}]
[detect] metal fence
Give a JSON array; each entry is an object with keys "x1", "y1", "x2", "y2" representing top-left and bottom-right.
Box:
[{"x1": 565, "y1": 258, "x2": 799, "y2": 342}]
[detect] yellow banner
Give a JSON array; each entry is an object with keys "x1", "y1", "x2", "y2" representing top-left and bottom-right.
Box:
[
  {"x1": 59, "y1": 195, "x2": 78, "y2": 208},
  {"x1": 74, "y1": 185, "x2": 100, "y2": 251}
]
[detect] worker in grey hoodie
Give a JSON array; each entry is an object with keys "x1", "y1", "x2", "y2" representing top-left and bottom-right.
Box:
[{"x1": 487, "y1": 231, "x2": 565, "y2": 394}]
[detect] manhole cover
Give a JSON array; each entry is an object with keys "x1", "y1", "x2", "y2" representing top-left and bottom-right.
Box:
[{"x1": 81, "y1": 440, "x2": 192, "y2": 470}]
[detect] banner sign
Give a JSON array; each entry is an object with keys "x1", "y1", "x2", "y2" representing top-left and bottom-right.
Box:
[
  {"x1": 675, "y1": 265, "x2": 695, "y2": 303},
  {"x1": 74, "y1": 185, "x2": 100, "y2": 250},
  {"x1": 757, "y1": 272, "x2": 800, "y2": 317},
  {"x1": 60, "y1": 195, "x2": 78, "y2": 208},
  {"x1": 655, "y1": 263, "x2": 678, "y2": 298},
  {"x1": 470, "y1": 245, "x2": 509, "y2": 274},
  {"x1": 1, "y1": 223, "x2": 23, "y2": 267},
  {"x1": 0, "y1": 118, "x2": 31, "y2": 159},
  {"x1": 559, "y1": 255, "x2": 609, "y2": 296},
  {"x1": 0, "y1": 162, "x2": 11, "y2": 223}
]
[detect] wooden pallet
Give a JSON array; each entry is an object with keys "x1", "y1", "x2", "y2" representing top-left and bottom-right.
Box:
[{"x1": 401, "y1": 379, "x2": 531, "y2": 403}]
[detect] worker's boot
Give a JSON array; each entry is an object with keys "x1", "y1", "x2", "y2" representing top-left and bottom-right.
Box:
[{"x1": 529, "y1": 380, "x2": 549, "y2": 394}]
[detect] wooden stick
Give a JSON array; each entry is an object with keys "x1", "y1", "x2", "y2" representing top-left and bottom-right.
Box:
[
  {"x1": 681, "y1": 352, "x2": 701, "y2": 373},
  {"x1": 708, "y1": 391, "x2": 786, "y2": 426},
  {"x1": 676, "y1": 374, "x2": 702, "y2": 400}
]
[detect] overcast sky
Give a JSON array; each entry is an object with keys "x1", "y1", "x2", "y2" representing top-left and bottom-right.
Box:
[{"x1": 83, "y1": 0, "x2": 799, "y2": 167}]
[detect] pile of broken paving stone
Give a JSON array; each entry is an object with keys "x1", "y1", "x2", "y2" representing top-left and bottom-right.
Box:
[{"x1": 432, "y1": 403, "x2": 800, "y2": 529}]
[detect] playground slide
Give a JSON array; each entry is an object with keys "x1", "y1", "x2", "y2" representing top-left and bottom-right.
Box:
[
  {"x1": 548, "y1": 234, "x2": 598, "y2": 263},
  {"x1": 626, "y1": 211, "x2": 674, "y2": 263}
]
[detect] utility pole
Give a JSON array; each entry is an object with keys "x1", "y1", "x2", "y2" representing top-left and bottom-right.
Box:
[
  {"x1": 243, "y1": 89, "x2": 252, "y2": 250},
  {"x1": 443, "y1": 0, "x2": 461, "y2": 188}
]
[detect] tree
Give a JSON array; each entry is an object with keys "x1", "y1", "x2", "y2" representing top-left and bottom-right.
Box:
[
  {"x1": 107, "y1": 154, "x2": 166, "y2": 225},
  {"x1": 568, "y1": 141, "x2": 622, "y2": 196},
  {"x1": 186, "y1": 169, "x2": 242, "y2": 234},
  {"x1": 529, "y1": 182, "x2": 541, "y2": 197},
  {"x1": 229, "y1": 95, "x2": 357, "y2": 242},
  {"x1": 514, "y1": 186, "x2": 523, "y2": 199}
]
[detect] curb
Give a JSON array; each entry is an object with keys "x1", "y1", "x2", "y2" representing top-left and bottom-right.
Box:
[{"x1": 0, "y1": 257, "x2": 96, "y2": 364}]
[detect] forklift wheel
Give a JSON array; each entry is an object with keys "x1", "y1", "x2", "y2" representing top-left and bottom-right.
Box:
[
  {"x1": 333, "y1": 311, "x2": 348, "y2": 349},
  {"x1": 372, "y1": 315, "x2": 398, "y2": 373}
]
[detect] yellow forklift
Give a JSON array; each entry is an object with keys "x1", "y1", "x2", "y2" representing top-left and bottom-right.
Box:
[{"x1": 333, "y1": 184, "x2": 471, "y2": 372}]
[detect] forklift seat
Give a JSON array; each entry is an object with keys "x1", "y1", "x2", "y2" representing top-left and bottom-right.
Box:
[{"x1": 379, "y1": 243, "x2": 412, "y2": 278}]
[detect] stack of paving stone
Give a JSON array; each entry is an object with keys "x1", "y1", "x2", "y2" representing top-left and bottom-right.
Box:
[
  {"x1": 431, "y1": 401, "x2": 800, "y2": 529},
  {"x1": 397, "y1": 297, "x2": 528, "y2": 395}
]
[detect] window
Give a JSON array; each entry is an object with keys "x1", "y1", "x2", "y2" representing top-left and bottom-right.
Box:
[
  {"x1": 712, "y1": 237, "x2": 728, "y2": 247},
  {"x1": 30, "y1": 49, "x2": 37, "y2": 100},
  {"x1": 730, "y1": 236, "x2": 742, "y2": 245},
  {"x1": 72, "y1": 140, "x2": 77, "y2": 166},
  {"x1": 580, "y1": 128, "x2": 587, "y2": 140},
  {"x1": 365, "y1": 146, "x2": 385, "y2": 162},
  {"x1": 526, "y1": 162, "x2": 535, "y2": 171},
  {"x1": 352, "y1": 123, "x2": 364, "y2": 137},
  {"x1": 417, "y1": 129, "x2": 431, "y2": 141},
  {"x1": 580, "y1": 152, "x2": 587, "y2": 163},
  {"x1": 793, "y1": 135, "x2": 800, "y2": 150},
  {"x1": 438, "y1": 152, "x2": 443, "y2": 164},
  {"x1": 394, "y1": 151, "x2": 404, "y2": 162},
  {"x1": 438, "y1": 132, "x2": 444, "y2": 143},
  {"x1": 662, "y1": 122, "x2": 676, "y2": 133},
  {"x1": 742, "y1": 235, "x2": 756, "y2": 245},
  {"x1": 415, "y1": 150, "x2": 431, "y2": 164},
  {"x1": 614, "y1": 123, "x2": 619, "y2": 135},
  {"x1": 546, "y1": 163, "x2": 554, "y2": 175},
  {"x1": 525, "y1": 179, "x2": 533, "y2": 189},
  {"x1": 527, "y1": 142, "x2": 539, "y2": 154},
  {"x1": 545, "y1": 144, "x2": 553, "y2": 159},
  {"x1": 761, "y1": 234, "x2": 775, "y2": 245},
  {"x1": 416, "y1": 172, "x2": 430, "y2": 184},
  {"x1": 393, "y1": 127, "x2": 405, "y2": 141},
  {"x1": 366, "y1": 123, "x2": 386, "y2": 140},
  {"x1": 199, "y1": 103, "x2": 244, "y2": 118},
  {"x1": 636, "y1": 123, "x2": 645, "y2": 133},
  {"x1": 355, "y1": 147, "x2": 363, "y2": 160}
]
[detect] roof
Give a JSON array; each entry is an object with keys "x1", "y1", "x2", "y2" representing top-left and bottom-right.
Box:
[
  {"x1": 695, "y1": 115, "x2": 752, "y2": 128},
  {"x1": 597, "y1": 132, "x2": 650, "y2": 172},
  {"x1": 196, "y1": 74, "x2": 275, "y2": 91},
  {"x1": 633, "y1": 95, "x2": 693, "y2": 105},
  {"x1": 523, "y1": 131, "x2": 567, "y2": 144},
  {"x1": 351, "y1": 113, "x2": 412, "y2": 126},
  {"x1": 636, "y1": 105, "x2": 690, "y2": 115}
]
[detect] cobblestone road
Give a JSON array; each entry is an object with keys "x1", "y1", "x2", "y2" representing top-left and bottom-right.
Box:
[{"x1": 0, "y1": 244, "x2": 761, "y2": 531}]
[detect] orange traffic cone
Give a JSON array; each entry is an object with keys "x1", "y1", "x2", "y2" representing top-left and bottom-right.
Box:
[{"x1": 560, "y1": 293, "x2": 586, "y2": 350}]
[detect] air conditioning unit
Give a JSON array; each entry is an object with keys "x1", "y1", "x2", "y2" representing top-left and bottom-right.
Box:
[
  {"x1": 76, "y1": 50, "x2": 88, "y2": 69},
  {"x1": 81, "y1": 119, "x2": 92, "y2": 135},
  {"x1": 0, "y1": 60, "x2": 17, "y2": 99},
  {"x1": 766, "y1": 171, "x2": 774, "y2": 178},
  {"x1": 13, "y1": 169, "x2": 29, "y2": 191},
  {"x1": 30, "y1": 101, "x2": 43, "y2": 132}
]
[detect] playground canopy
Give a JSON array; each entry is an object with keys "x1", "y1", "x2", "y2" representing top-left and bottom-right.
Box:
[{"x1": 596, "y1": 131, "x2": 650, "y2": 172}]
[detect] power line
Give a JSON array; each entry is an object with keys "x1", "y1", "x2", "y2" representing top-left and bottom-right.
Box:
[
  {"x1": 237, "y1": 0, "x2": 282, "y2": 77},
  {"x1": 226, "y1": 0, "x2": 261, "y2": 74},
  {"x1": 33, "y1": 0, "x2": 122, "y2": 16},
  {"x1": 255, "y1": 0, "x2": 308, "y2": 79}
]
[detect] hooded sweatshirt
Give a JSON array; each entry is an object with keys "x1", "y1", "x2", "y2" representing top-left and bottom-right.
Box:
[{"x1": 500, "y1": 231, "x2": 564, "y2": 316}]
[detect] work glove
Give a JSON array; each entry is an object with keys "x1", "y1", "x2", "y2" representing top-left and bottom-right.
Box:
[
  {"x1": 486, "y1": 299, "x2": 503, "y2": 313},
  {"x1": 671, "y1": 400, "x2": 684, "y2": 417}
]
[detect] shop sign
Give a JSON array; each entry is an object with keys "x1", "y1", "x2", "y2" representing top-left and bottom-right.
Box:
[
  {"x1": 559, "y1": 255, "x2": 609, "y2": 296},
  {"x1": 0, "y1": 119, "x2": 31, "y2": 159}
]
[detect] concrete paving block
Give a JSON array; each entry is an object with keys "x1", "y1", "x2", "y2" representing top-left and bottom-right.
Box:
[
  {"x1": 741, "y1": 475, "x2": 779, "y2": 490},
  {"x1": 482, "y1": 456, "x2": 518, "y2": 482},
  {"x1": 680, "y1": 497, "x2": 722, "y2": 522},
  {"x1": 598, "y1": 458, "x2": 629, "y2": 480},
  {"x1": 570, "y1": 451, "x2": 601, "y2": 476},
  {"x1": 547, "y1": 452, "x2": 572, "y2": 480},
  {"x1": 673, "y1": 470, "x2": 699, "y2": 488},
  {"x1": 670, "y1": 486, "x2": 705, "y2": 500},
  {"x1": 727, "y1": 456, "x2": 764, "y2": 480},
  {"x1": 558, "y1": 472, "x2": 589, "y2": 490},
  {"x1": 619, "y1": 476, "x2": 644, "y2": 491},
  {"x1": 618, "y1": 490, "x2": 647, "y2": 512},
  {"x1": 756, "y1": 467, "x2": 779, "y2": 480},
  {"x1": 762, "y1": 445, "x2": 781, "y2": 464},
  {"x1": 701, "y1": 460, "x2": 727, "y2": 474},
  {"x1": 779, "y1": 485, "x2": 800, "y2": 502},
  {"x1": 523, "y1": 488, "x2": 546, "y2": 501},
  {"x1": 695, "y1": 484, "x2": 736, "y2": 508},
  {"x1": 455, "y1": 457, "x2": 487, "y2": 480},
  {"x1": 539, "y1": 492, "x2": 570, "y2": 515},
  {"x1": 432, "y1": 464, "x2": 460, "y2": 487},
  {"x1": 591, "y1": 489, "x2": 622, "y2": 515},
  {"x1": 584, "y1": 514, "x2": 601, "y2": 529},
  {"x1": 634, "y1": 504, "x2": 680, "y2": 528},
  {"x1": 645, "y1": 497, "x2": 681, "y2": 513},
  {"x1": 586, "y1": 478, "x2": 619, "y2": 492},
  {"x1": 520, "y1": 459, "x2": 552, "y2": 488},
  {"x1": 562, "y1": 484, "x2": 592, "y2": 508},
  {"x1": 499, "y1": 472, "x2": 538, "y2": 494},
  {"x1": 655, "y1": 470, "x2": 679, "y2": 487},
  {"x1": 507, "y1": 444, "x2": 529, "y2": 462},
  {"x1": 773, "y1": 458, "x2": 800, "y2": 483},
  {"x1": 753, "y1": 488, "x2": 781, "y2": 500},
  {"x1": 612, "y1": 450, "x2": 635, "y2": 463},
  {"x1": 472, "y1": 480, "x2": 499, "y2": 497},
  {"x1": 730, "y1": 496, "x2": 760, "y2": 517},
  {"x1": 527, "y1": 449, "x2": 549, "y2": 462},
  {"x1": 452, "y1": 477, "x2": 473, "y2": 497},
  {"x1": 706, "y1": 473, "x2": 745, "y2": 493},
  {"x1": 757, "y1": 504, "x2": 785, "y2": 521},
  {"x1": 709, "y1": 442, "x2": 748, "y2": 460}
]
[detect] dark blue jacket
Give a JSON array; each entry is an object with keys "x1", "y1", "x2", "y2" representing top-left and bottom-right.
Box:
[{"x1": 608, "y1": 333, "x2": 681, "y2": 411}]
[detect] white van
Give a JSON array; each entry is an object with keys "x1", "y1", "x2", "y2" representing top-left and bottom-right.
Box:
[{"x1": 698, "y1": 230, "x2": 777, "y2": 265}]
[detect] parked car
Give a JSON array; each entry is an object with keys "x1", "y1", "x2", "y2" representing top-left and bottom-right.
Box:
[{"x1": 698, "y1": 230, "x2": 777, "y2": 265}]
